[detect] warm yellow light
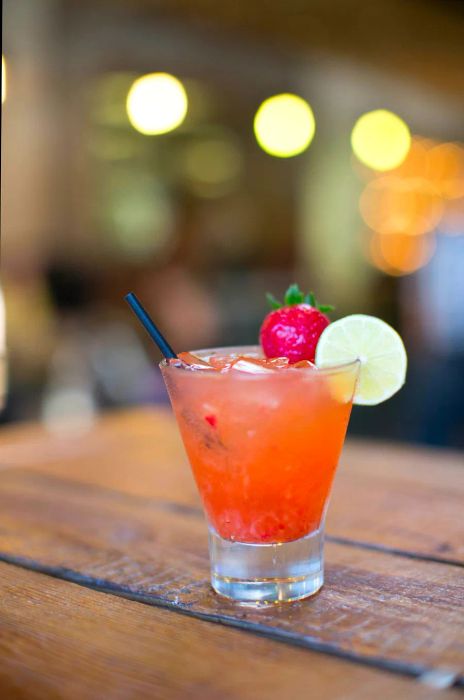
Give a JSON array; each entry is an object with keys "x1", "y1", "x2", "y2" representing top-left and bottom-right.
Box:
[
  {"x1": 253, "y1": 93, "x2": 315, "y2": 158},
  {"x1": 126, "y1": 73, "x2": 187, "y2": 135},
  {"x1": 351, "y1": 109, "x2": 411, "y2": 171},
  {"x1": 2, "y1": 55, "x2": 6, "y2": 104}
]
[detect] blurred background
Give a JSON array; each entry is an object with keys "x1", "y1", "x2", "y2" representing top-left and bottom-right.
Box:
[{"x1": 1, "y1": 0, "x2": 464, "y2": 448}]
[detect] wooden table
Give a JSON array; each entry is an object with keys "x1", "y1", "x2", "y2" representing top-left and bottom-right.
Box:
[{"x1": 0, "y1": 407, "x2": 463, "y2": 699}]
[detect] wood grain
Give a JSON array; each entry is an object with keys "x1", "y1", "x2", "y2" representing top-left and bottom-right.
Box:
[
  {"x1": 2, "y1": 562, "x2": 456, "y2": 700},
  {"x1": 328, "y1": 441, "x2": 464, "y2": 565},
  {"x1": 0, "y1": 408, "x2": 462, "y2": 563},
  {"x1": 0, "y1": 468, "x2": 462, "y2": 684}
]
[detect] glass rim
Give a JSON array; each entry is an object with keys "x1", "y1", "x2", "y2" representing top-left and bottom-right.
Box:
[{"x1": 159, "y1": 345, "x2": 361, "y2": 377}]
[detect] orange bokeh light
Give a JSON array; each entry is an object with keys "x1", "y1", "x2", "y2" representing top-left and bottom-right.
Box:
[
  {"x1": 360, "y1": 176, "x2": 443, "y2": 236},
  {"x1": 358, "y1": 136, "x2": 463, "y2": 275},
  {"x1": 390, "y1": 138, "x2": 429, "y2": 179},
  {"x1": 425, "y1": 143, "x2": 464, "y2": 199},
  {"x1": 368, "y1": 231, "x2": 436, "y2": 275}
]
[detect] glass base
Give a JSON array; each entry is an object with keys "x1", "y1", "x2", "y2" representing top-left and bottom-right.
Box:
[{"x1": 208, "y1": 527, "x2": 324, "y2": 604}]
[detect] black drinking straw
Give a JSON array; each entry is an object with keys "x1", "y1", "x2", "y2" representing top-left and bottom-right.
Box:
[{"x1": 125, "y1": 292, "x2": 177, "y2": 359}]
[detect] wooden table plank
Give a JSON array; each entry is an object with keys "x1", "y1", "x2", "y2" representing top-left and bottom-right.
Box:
[
  {"x1": 329, "y1": 442, "x2": 464, "y2": 565},
  {"x1": 2, "y1": 562, "x2": 456, "y2": 700},
  {"x1": 0, "y1": 409, "x2": 462, "y2": 564},
  {"x1": 0, "y1": 468, "x2": 462, "y2": 684}
]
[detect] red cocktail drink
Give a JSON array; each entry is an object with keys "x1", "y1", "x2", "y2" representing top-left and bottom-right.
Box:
[{"x1": 161, "y1": 346, "x2": 359, "y2": 603}]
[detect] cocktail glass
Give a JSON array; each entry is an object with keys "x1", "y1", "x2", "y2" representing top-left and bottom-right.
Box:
[{"x1": 160, "y1": 346, "x2": 359, "y2": 604}]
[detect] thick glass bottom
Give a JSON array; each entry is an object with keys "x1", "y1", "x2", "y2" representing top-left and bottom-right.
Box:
[{"x1": 208, "y1": 527, "x2": 324, "y2": 604}]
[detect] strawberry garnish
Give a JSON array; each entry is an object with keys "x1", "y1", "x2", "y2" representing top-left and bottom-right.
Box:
[{"x1": 260, "y1": 284, "x2": 334, "y2": 363}]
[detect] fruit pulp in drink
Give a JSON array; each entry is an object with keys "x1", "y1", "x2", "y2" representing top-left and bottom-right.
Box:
[{"x1": 161, "y1": 349, "x2": 358, "y2": 544}]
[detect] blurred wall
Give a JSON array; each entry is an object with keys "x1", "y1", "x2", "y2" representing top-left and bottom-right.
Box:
[{"x1": 1, "y1": 0, "x2": 464, "y2": 446}]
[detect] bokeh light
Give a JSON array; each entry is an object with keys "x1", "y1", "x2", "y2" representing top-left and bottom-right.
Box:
[
  {"x1": 390, "y1": 138, "x2": 430, "y2": 179},
  {"x1": 360, "y1": 176, "x2": 443, "y2": 236},
  {"x1": 351, "y1": 109, "x2": 411, "y2": 171},
  {"x1": 425, "y1": 142, "x2": 464, "y2": 199},
  {"x1": 368, "y1": 231, "x2": 436, "y2": 275},
  {"x1": 126, "y1": 72, "x2": 187, "y2": 135},
  {"x1": 180, "y1": 135, "x2": 243, "y2": 197},
  {"x1": 253, "y1": 93, "x2": 315, "y2": 158},
  {"x1": 2, "y1": 55, "x2": 6, "y2": 104},
  {"x1": 358, "y1": 135, "x2": 464, "y2": 276},
  {"x1": 100, "y1": 171, "x2": 175, "y2": 259}
]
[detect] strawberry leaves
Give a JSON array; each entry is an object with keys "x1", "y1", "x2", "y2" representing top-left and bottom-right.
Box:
[
  {"x1": 304, "y1": 291, "x2": 316, "y2": 306},
  {"x1": 284, "y1": 284, "x2": 304, "y2": 306},
  {"x1": 266, "y1": 283, "x2": 334, "y2": 313},
  {"x1": 266, "y1": 293, "x2": 282, "y2": 310}
]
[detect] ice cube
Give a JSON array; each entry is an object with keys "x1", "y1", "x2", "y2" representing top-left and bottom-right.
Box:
[
  {"x1": 230, "y1": 358, "x2": 274, "y2": 374},
  {"x1": 209, "y1": 355, "x2": 237, "y2": 371},
  {"x1": 177, "y1": 352, "x2": 217, "y2": 371},
  {"x1": 266, "y1": 357, "x2": 290, "y2": 369}
]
